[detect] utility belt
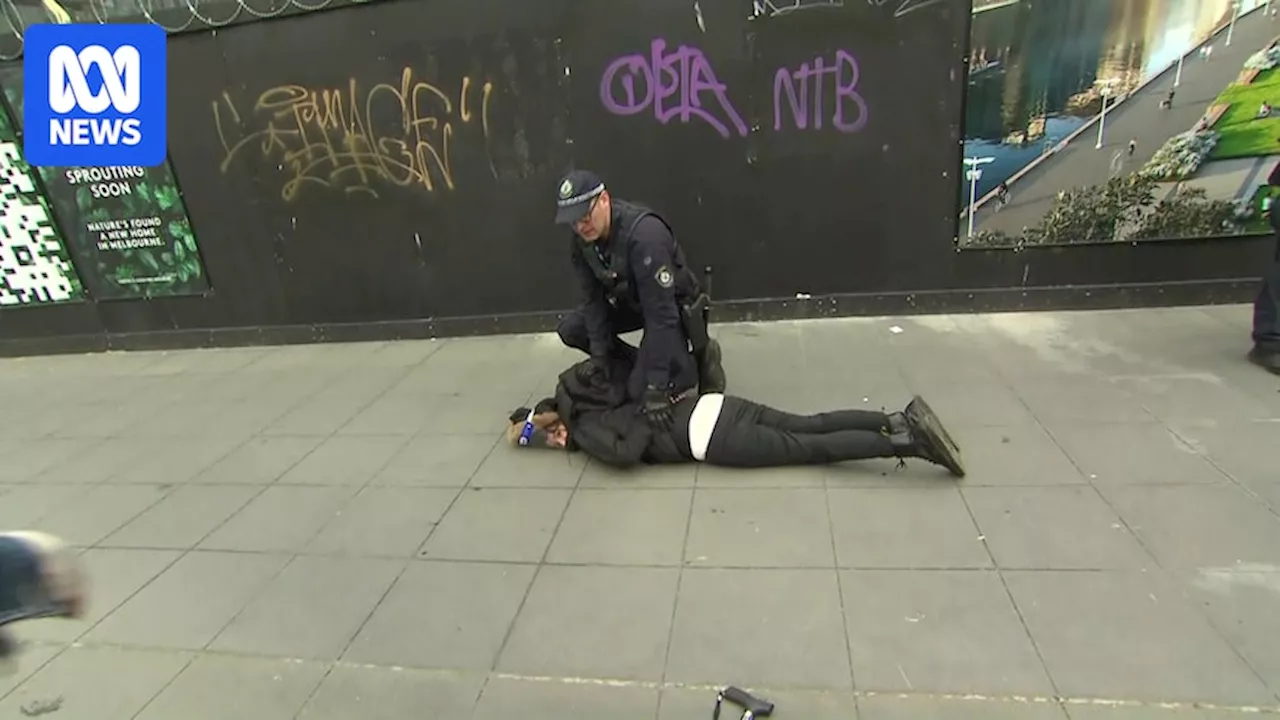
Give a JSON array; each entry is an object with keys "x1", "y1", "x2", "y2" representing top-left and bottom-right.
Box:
[{"x1": 605, "y1": 287, "x2": 710, "y2": 356}]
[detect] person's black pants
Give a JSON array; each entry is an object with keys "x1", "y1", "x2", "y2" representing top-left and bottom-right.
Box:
[
  {"x1": 703, "y1": 396, "x2": 896, "y2": 467},
  {"x1": 1253, "y1": 231, "x2": 1280, "y2": 351}
]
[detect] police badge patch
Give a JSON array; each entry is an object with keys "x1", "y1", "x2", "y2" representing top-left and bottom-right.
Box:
[
  {"x1": 655, "y1": 266, "x2": 674, "y2": 288},
  {"x1": 559, "y1": 179, "x2": 574, "y2": 199}
]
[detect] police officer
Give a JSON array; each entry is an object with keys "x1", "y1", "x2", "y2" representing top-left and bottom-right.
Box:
[
  {"x1": 553, "y1": 169, "x2": 726, "y2": 429},
  {"x1": 1250, "y1": 165, "x2": 1280, "y2": 375}
]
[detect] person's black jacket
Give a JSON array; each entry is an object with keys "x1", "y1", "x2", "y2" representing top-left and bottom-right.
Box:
[{"x1": 552, "y1": 356, "x2": 695, "y2": 468}]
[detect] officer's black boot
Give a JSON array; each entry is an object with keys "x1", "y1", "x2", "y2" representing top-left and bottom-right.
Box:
[
  {"x1": 885, "y1": 396, "x2": 965, "y2": 477},
  {"x1": 1247, "y1": 344, "x2": 1280, "y2": 375},
  {"x1": 698, "y1": 338, "x2": 727, "y2": 394}
]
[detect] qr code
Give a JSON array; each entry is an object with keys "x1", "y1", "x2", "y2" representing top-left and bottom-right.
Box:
[{"x1": 0, "y1": 142, "x2": 77, "y2": 306}]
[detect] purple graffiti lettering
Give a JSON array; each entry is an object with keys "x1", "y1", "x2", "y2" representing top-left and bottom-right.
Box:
[
  {"x1": 600, "y1": 39, "x2": 749, "y2": 139},
  {"x1": 773, "y1": 49, "x2": 868, "y2": 133}
]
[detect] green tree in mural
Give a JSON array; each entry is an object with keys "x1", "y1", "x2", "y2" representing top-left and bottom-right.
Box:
[{"x1": 967, "y1": 174, "x2": 1239, "y2": 247}]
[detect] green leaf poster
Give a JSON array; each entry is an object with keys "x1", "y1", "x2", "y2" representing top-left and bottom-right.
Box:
[{"x1": 0, "y1": 66, "x2": 210, "y2": 300}]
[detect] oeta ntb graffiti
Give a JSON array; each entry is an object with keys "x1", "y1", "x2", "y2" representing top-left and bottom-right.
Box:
[{"x1": 600, "y1": 39, "x2": 868, "y2": 139}]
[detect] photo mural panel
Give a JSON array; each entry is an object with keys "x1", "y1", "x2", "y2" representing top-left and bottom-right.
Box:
[
  {"x1": 959, "y1": 0, "x2": 1280, "y2": 250},
  {"x1": 0, "y1": 97, "x2": 84, "y2": 307},
  {"x1": 0, "y1": 66, "x2": 211, "y2": 299},
  {"x1": 0, "y1": 0, "x2": 392, "y2": 59}
]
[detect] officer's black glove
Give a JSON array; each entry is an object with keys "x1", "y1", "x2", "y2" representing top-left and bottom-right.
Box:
[
  {"x1": 576, "y1": 356, "x2": 610, "y2": 384},
  {"x1": 642, "y1": 386, "x2": 674, "y2": 431}
]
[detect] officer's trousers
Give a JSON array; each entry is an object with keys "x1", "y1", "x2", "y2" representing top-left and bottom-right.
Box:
[
  {"x1": 703, "y1": 396, "x2": 897, "y2": 467},
  {"x1": 557, "y1": 303, "x2": 645, "y2": 357},
  {"x1": 558, "y1": 303, "x2": 698, "y2": 399},
  {"x1": 1253, "y1": 231, "x2": 1280, "y2": 351}
]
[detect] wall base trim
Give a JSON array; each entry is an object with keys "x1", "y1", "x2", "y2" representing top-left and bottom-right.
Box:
[{"x1": 0, "y1": 280, "x2": 1259, "y2": 357}]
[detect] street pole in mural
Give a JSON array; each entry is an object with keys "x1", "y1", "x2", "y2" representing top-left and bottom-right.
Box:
[{"x1": 0, "y1": 69, "x2": 210, "y2": 301}]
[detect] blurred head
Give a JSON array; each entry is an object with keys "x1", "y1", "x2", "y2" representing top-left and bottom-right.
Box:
[
  {"x1": 506, "y1": 399, "x2": 569, "y2": 450},
  {"x1": 554, "y1": 169, "x2": 612, "y2": 242}
]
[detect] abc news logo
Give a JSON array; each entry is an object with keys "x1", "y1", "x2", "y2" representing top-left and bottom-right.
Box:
[
  {"x1": 48, "y1": 44, "x2": 143, "y2": 147},
  {"x1": 22, "y1": 24, "x2": 167, "y2": 167}
]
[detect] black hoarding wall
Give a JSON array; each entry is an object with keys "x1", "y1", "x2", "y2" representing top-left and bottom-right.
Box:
[{"x1": 0, "y1": 0, "x2": 1268, "y2": 355}]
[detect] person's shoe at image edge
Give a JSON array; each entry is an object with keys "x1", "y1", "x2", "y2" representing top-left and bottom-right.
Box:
[
  {"x1": 888, "y1": 395, "x2": 966, "y2": 477},
  {"x1": 1248, "y1": 344, "x2": 1280, "y2": 375}
]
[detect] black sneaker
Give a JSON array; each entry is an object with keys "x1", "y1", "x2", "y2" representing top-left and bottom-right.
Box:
[
  {"x1": 699, "y1": 338, "x2": 727, "y2": 394},
  {"x1": 903, "y1": 396, "x2": 965, "y2": 478},
  {"x1": 1247, "y1": 345, "x2": 1280, "y2": 375}
]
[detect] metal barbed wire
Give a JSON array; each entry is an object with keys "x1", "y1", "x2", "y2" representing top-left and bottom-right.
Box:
[{"x1": 0, "y1": 0, "x2": 381, "y2": 60}]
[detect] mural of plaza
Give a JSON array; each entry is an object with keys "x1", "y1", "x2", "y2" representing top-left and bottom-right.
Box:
[{"x1": 960, "y1": 0, "x2": 1280, "y2": 248}]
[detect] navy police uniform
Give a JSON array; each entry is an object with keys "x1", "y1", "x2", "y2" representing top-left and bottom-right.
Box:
[
  {"x1": 553, "y1": 170, "x2": 725, "y2": 426},
  {"x1": 1251, "y1": 163, "x2": 1280, "y2": 375}
]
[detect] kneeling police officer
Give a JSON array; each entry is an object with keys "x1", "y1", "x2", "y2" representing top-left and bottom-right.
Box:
[{"x1": 553, "y1": 169, "x2": 726, "y2": 429}]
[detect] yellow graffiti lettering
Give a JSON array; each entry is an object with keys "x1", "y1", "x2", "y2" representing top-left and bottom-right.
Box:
[{"x1": 212, "y1": 67, "x2": 494, "y2": 202}]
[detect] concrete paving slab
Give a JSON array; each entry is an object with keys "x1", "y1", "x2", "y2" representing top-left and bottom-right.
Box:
[
  {"x1": 371, "y1": 433, "x2": 499, "y2": 487},
  {"x1": 1048, "y1": 422, "x2": 1231, "y2": 485},
  {"x1": 665, "y1": 568, "x2": 853, "y2": 690},
  {"x1": 296, "y1": 663, "x2": 484, "y2": 720},
  {"x1": 544, "y1": 488, "x2": 692, "y2": 566},
  {"x1": 841, "y1": 569, "x2": 1054, "y2": 695},
  {"x1": 82, "y1": 550, "x2": 291, "y2": 650},
  {"x1": 197, "y1": 485, "x2": 360, "y2": 553},
  {"x1": 418, "y1": 488, "x2": 572, "y2": 563},
  {"x1": 207, "y1": 555, "x2": 404, "y2": 661},
  {"x1": 828, "y1": 487, "x2": 992, "y2": 569},
  {"x1": 962, "y1": 485, "x2": 1155, "y2": 570},
  {"x1": 1004, "y1": 570, "x2": 1275, "y2": 704},
  {"x1": 133, "y1": 653, "x2": 328, "y2": 720},
  {"x1": 470, "y1": 676, "x2": 659, "y2": 719},
  {"x1": 685, "y1": 488, "x2": 834, "y2": 568},
  {"x1": 2, "y1": 305, "x2": 1280, "y2": 715},
  {"x1": 0, "y1": 645, "x2": 192, "y2": 720},
  {"x1": 342, "y1": 561, "x2": 535, "y2": 670},
  {"x1": 495, "y1": 565, "x2": 679, "y2": 681}
]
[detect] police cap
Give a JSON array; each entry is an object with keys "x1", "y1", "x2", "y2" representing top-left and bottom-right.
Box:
[{"x1": 554, "y1": 169, "x2": 606, "y2": 225}]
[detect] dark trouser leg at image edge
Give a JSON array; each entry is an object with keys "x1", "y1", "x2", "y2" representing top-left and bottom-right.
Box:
[{"x1": 1250, "y1": 230, "x2": 1280, "y2": 374}]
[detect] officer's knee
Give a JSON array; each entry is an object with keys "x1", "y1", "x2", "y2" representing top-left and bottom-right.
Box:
[{"x1": 556, "y1": 313, "x2": 589, "y2": 352}]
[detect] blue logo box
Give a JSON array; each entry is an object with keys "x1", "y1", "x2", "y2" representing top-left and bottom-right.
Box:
[{"x1": 22, "y1": 23, "x2": 167, "y2": 167}]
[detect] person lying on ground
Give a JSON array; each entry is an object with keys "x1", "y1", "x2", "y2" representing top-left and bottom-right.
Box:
[
  {"x1": 0, "y1": 531, "x2": 86, "y2": 661},
  {"x1": 505, "y1": 357, "x2": 964, "y2": 475}
]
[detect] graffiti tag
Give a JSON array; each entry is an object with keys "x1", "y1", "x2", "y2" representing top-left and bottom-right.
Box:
[
  {"x1": 599, "y1": 39, "x2": 749, "y2": 140},
  {"x1": 212, "y1": 67, "x2": 494, "y2": 202},
  {"x1": 773, "y1": 49, "x2": 868, "y2": 133}
]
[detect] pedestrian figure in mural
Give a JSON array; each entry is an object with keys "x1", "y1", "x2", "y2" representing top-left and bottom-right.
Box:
[
  {"x1": 553, "y1": 170, "x2": 727, "y2": 429},
  {"x1": 1249, "y1": 162, "x2": 1280, "y2": 375},
  {"x1": 506, "y1": 355, "x2": 965, "y2": 476},
  {"x1": 995, "y1": 181, "x2": 1010, "y2": 211}
]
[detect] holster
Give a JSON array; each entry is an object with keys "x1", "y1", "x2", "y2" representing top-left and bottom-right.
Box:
[{"x1": 679, "y1": 293, "x2": 711, "y2": 356}]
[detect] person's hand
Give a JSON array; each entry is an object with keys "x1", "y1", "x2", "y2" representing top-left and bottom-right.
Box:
[
  {"x1": 642, "y1": 386, "x2": 674, "y2": 430},
  {"x1": 577, "y1": 356, "x2": 610, "y2": 384}
]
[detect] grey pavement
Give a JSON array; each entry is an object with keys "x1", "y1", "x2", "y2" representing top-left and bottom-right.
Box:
[
  {"x1": 975, "y1": 7, "x2": 1280, "y2": 238},
  {"x1": 1, "y1": 305, "x2": 1280, "y2": 719}
]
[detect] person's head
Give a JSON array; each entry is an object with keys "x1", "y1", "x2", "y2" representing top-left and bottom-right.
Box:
[
  {"x1": 554, "y1": 169, "x2": 612, "y2": 242},
  {"x1": 505, "y1": 398, "x2": 569, "y2": 450}
]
